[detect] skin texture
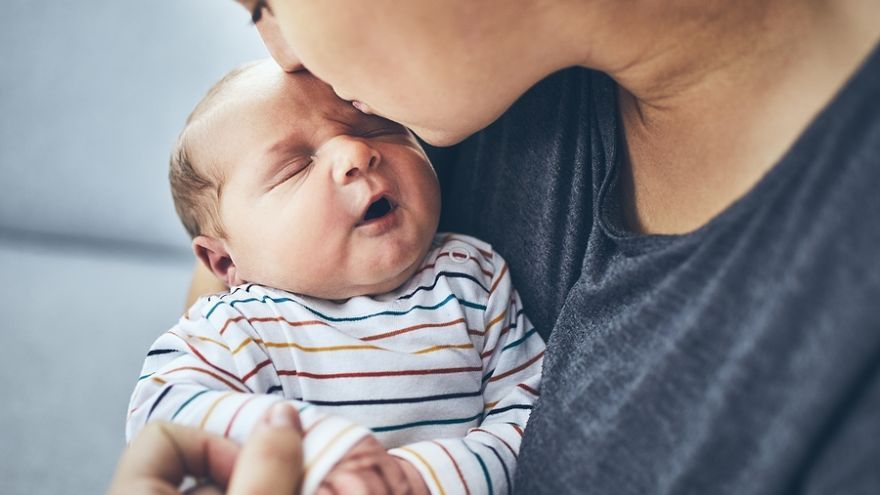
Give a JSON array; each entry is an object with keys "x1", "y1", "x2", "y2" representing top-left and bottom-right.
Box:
[
  {"x1": 245, "y1": 1, "x2": 568, "y2": 146},
  {"x1": 108, "y1": 404, "x2": 303, "y2": 495},
  {"x1": 188, "y1": 61, "x2": 441, "y2": 300},
  {"x1": 316, "y1": 436, "x2": 428, "y2": 495}
]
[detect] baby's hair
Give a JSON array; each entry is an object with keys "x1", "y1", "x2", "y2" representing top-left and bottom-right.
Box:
[{"x1": 169, "y1": 61, "x2": 263, "y2": 239}]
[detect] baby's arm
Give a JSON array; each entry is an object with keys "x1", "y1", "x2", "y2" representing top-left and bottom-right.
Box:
[
  {"x1": 126, "y1": 300, "x2": 373, "y2": 495},
  {"x1": 388, "y1": 257, "x2": 545, "y2": 495}
]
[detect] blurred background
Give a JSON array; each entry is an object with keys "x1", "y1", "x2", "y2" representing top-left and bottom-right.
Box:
[{"x1": 0, "y1": 0, "x2": 268, "y2": 492}]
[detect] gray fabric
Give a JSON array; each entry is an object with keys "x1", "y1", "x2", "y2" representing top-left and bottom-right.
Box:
[{"x1": 432, "y1": 44, "x2": 880, "y2": 493}]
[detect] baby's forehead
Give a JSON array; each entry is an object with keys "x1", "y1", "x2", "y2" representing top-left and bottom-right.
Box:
[
  {"x1": 224, "y1": 62, "x2": 346, "y2": 115},
  {"x1": 187, "y1": 60, "x2": 408, "y2": 178}
]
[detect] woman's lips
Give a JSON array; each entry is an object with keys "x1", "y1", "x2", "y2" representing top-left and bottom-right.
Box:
[{"x1": 352, "y1": 100, "x2": 372, "y2": 114}]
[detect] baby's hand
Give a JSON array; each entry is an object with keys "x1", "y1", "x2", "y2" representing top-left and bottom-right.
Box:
[{"x1": 317, "y1": 436, "x2": 429, "y2": 495}]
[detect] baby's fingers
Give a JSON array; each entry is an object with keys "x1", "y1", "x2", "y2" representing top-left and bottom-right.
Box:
[
  {"x1": 319, "y1": 468, "x2": 390, "y2": 495},
  {"x1": 372, "y1": 457, "x2": 410, "y2": 494}
]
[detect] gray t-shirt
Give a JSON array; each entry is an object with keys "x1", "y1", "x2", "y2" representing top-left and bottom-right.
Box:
[{"x1": 430, "y1": 43, "x2": 880, "y2": 493}]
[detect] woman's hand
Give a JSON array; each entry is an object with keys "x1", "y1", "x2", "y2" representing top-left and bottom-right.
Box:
[{"x1": 108, "y1": 404, "x2": 304, "y2": 495}]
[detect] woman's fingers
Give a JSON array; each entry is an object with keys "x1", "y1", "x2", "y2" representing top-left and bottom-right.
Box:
[
  {"x1": 108, "y1": 422, "x2": 240, "y2": 495},
  {"x1": 227, "y1": 403, "x2": 305, "y2": 495},
  {"x1": 110, "y1": 404, "x2": 304, "y2": 495},
  {"x1": 371, "y1": 457, "x2": 409, "y2": 494}
]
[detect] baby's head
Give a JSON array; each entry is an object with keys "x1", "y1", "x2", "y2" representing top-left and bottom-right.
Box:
[{"x1": 171, "y1": 60, "x2": 441, "y2": 299}]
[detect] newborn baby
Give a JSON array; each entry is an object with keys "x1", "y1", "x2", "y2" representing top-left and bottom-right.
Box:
[{"x1": 127, "y1": 59, "x2": 544, "y2": 494}]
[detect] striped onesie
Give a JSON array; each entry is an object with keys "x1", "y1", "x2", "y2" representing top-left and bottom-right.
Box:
[{"x1": 127, "y1": 233, "x2": 545, "y2": 494}]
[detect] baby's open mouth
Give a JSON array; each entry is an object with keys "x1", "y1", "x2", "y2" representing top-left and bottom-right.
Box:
[{"x1": 361, "y1": 196, "x2": 395, "y2": 223}]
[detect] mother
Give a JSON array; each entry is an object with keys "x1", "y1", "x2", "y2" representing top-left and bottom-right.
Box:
[{"x1": 117, "y1": 0, "x2": 880, "y2": 493}]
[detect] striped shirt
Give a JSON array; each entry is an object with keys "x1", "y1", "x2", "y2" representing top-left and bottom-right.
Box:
[{"x1": 126, "y1": 233, "x2": 545, "y2": 494}]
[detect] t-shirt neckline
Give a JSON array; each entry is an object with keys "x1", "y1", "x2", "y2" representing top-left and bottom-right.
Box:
[{"x1": 596, "y1": 41, "x2": 880, "y2": 256}]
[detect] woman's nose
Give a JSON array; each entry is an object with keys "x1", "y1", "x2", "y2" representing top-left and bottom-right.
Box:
[{"x1": 326, "y1": 136, "x2": 382, "y2": 185}]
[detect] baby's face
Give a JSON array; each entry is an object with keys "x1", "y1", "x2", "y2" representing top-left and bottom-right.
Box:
[{"x1": 191, "y1": 62, "x2": 440, "y2": 299}]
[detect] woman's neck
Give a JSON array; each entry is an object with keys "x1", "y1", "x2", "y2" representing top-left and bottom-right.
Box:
[{"x1": 554, "y1": 0, "x2": 880, "y2": 234}]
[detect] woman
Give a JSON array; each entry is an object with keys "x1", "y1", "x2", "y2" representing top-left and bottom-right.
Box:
[{"x1": 118, "y1": 0, "x2": 880, "y2": 493}]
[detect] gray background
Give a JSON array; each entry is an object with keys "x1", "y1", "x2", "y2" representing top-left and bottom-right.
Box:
[{"x1": 0, "y1": 0, "x2": 268, "y2": 492}]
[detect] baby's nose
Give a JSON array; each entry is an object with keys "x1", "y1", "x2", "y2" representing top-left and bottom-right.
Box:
[{"x1": 327, "y1": 136, "x2": 381, "y2": 185}]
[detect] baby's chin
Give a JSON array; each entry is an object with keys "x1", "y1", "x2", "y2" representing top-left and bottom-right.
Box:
[
  {"x1": 287, "y1": 275, "x2": 410, "y2": 302},
  {"x1": 293, "y1": 248, "x2": 427, "y2": 300},
  {"x1": 264, "y1": 225, "x2": 436, "y2": 300},
  {"x1": 335, "y1": 261, "x2": 426, "y2": 300}
]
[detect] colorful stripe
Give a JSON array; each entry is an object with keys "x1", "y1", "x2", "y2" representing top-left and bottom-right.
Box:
[
  {"x1": 464, "y1": 442, "x2": 493, "y2": 495},
  {"x1": 294, "y1": 390, "x2": 482, "y2": 407},
  {"x1": 516, "y1": 383, "x2": 539, "y2": 396},
  {"x1": 169, "y1": 331, "x2": 252, "y2": 392},
  {"x1": 485, "y1": 404, "x2": 533, "y2": 417},
  {"x1": 199, "y1": 392, "x2": 234, "y2": 429},
  {"x1": 489, "y1": 263, "x2": 508, "y2": 295},
  {"x1": 489, "y1": 351, "x2": 544, "y2": 383},
  {"x1": 145, "y1": 385, "x2": 174, "y2": 421},
  {"x1": 501, "y1": 328, "x2": 538, "y2": 352},
  {"x1": 399, "y1": 270, "x2": 490, "y2": 300},
  {"x1": 362, "y1": 318, "x2": 466, "y2": 342},
  {"x1": 372, "y1": 412, "x2": 483, "y2": 433},
  {"x1": 303, "y1": 423, "x2": 360, "y2": 473},
  {"x1": 147, "y1": 348, "x2": 178, "y2": 356},
  {"x1": 241, "y1": 359, "x2": 272, "y2": 382},
  {"x1": 171, "y1": 389, "x2": 210, "y2": 420},
  {"x1": 413, "y1": 343, "x2": 474, "y2": 355},
  {"x1": 432, "y1": 440, "x2": 471, "y2": 495},
  {"x1": 224, "y1": 395, "x2": 259, "y2": 438},
  {"x1": 207, "y1": 292, "x2": 485, "y2": 321},
  {"x1": 277, "y1": 365, "x2": 483, "y2": 380},
  {"x1": 471, "y1": 428, "x2": 517, "y2": 458},
  {"x1": 485, "y1": 444, "x2": 511, "y2": 495},
  {"x1": 399, "y1": 446, "x2": 447, "y2": 495},
  {"x1": 510, "y1": 423, "x2": 524, "y2": 437},
  {"x1": 227, "y1": 333, "x2": 473, "y2": 356},
  {"x1": 481, "y1": 323, "x2": 516, "y2": 358},
  {"x1": 162, "y1": 366, "x2": 247, "y2": 392}
]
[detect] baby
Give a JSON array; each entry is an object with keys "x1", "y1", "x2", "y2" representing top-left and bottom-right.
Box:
[{"x1": 127, "y1": 60, "x2": 544, "y2": 494}]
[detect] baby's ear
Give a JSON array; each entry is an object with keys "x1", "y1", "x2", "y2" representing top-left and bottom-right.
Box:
[{"x1": 192, "y1": 236, "x2": 245, "y2": 287}]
